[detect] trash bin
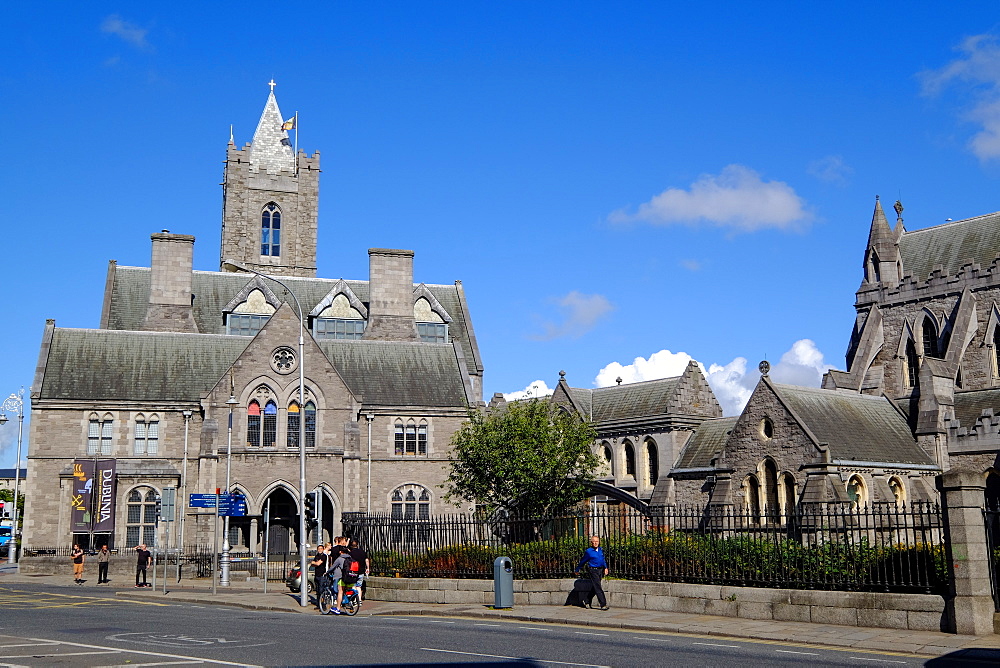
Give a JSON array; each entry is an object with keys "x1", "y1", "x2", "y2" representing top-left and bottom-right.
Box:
[{"x1": 493, "y1": 556, "x2": 514, "y2": 608}]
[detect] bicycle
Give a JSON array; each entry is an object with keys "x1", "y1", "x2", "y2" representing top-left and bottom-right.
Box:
[{"x1": 319, "y1": 574, "x2": 364, "y2": 616}]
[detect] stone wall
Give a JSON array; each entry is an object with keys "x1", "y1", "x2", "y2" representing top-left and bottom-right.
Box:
[{"x1": 366, "y1": 576, "x2": 947, "y2": 632}]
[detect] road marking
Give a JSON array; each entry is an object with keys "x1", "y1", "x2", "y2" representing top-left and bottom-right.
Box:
[
  {"x1": 0, "y1": 643, "x2": 60, "y2": 648},
  {"x1": 420, "y1": 647, "x2": 609, "y2": 667},
  {"x1": 849, "y1": 659, "x2": 907, "y2": 664},
  {"x1": 3, "y1": 650, "x2": 121, "y2": 658},
  {"x1": 575, "y1": 632, "x2": 610, "y2": 637},
  {"x1": 694, "y1": 642, "x2": 740, "y2": 648},
  {"x1": 776, "y1": 650, "x2": 820, "y2": 656},
  {"x1": 636, "y1": 637, "x2": 672, "y2": 642},
  {"x1": 14, "y1": 636, "x2": 262, "y2": 666},
  {"x1": 474, "y1": 623, "x2": 502, "y2": 627},
  {"x1": 103, "y1": 662, "x2": 203, "y2": 667},
  {"x1": 518, "y1": 626, "x2": 552, "y2": 631},
  {"x1": 425, "y1": 620, "x2": 455, "y2": 623}
]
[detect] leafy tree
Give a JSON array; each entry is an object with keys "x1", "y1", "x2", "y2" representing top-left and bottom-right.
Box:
[
  {"x1": 0, "y1": 488, "x2": 24, "y2": 517},
  {"x1": 444, "y1": 399, "x2": 600, "y2": 516}
]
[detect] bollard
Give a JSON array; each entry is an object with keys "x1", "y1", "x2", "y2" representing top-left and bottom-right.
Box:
[{"x1": 493, "y1": 556, "x2": 513, "y2": 608}]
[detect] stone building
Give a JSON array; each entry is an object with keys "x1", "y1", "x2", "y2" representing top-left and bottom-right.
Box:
[{"x1": 22, "y1": 87, "x2": 484, "y2": 551}]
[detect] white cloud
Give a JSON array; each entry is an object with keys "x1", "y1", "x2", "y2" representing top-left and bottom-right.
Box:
[
  {"x1": 503, "y1": 380, "x2": 554, "y2": 402},
  {"x1": 679, "y1": 259, "x2": 702, "y2": 271},
  {"x1": 609, "y1": 164, "x2": 812, "y2": 232},
  {"x1": 531, "y1": 291, "x2": 614, "y2": 340},
  {"x1": 921, "y1": 34, "x2": 1000, "y2": 160},
  {"x1": 101, "y1": 14, "x2": 150, "y2": 49},
  {"x1": 594, "y1": 339, "x2": 836, "y2": 417},
  {"x1": 807, "y1": 155, "x2": 853, "y2": 185}
]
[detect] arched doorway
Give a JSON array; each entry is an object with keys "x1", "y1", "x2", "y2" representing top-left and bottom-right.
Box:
[{"x1": 259, "y1": 486, "x2": 299, "y2": 554}]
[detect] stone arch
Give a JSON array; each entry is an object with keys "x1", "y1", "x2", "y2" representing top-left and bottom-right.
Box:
[
  {"x1": 743, "y1": 474, "x2": 761, "y2": 524},
  {"x1": 846, "y1": 474, "x2": 868, "y2": 508},
  {"x1": 622, "y1": 440, "x2": 636, "y2": 478},
  {"x1": 644, "y1": 437, "x2": 658, "y2": 487},
  {"x1": 758, "y1": 458, "x2": 780, "y2": 522}
]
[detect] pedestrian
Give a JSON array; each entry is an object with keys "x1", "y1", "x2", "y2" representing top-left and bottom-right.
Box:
[
  {"x1": 574, "y1": 535, "x2": 609, "y2": 610},
  {"x1": 310, "y1": 544, "x2": 329, "y2": 608},
  {"x1": 70, "y1": 544, "x2": 85, "y2": 584},
  {"x1": 135, "y1": 543, "x2": 152, "y2": 587},
  {"x1": 327, "y1": 542, "x2": 352, "y2": 615},
  {"x1": 348, "y1": 538, "x2": 370, "y2": 600},
  {"x1": 97, "y1": 544, "x2": 111, "y2": 584}
]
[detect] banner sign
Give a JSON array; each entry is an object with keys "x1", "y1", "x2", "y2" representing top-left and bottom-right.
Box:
[
  {"x1": 92, "y1": 459, "x2": 117, "y2": 532},
  {"x1": 71, "y1": 459, "x2": 117, "y2": 532}
]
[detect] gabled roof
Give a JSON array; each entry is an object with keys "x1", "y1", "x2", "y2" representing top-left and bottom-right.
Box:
[
  {"x1": 37, "y1": 326, "x2": 472, "y2": 408},
  {"x1": 317, "y1": 340, "x2": 470, "y2": 407},
  {"x1": 675, "y1": 417, "x2": 738, "y2": 469},
  {"x1": 39, "y1": 329, "x2": 251, "y2": 401},
  {"x1": 568, "y1": 377, "x2": 681, "y2": 422},
  {"x1": 103, "y1": 266, "x2": 483, "y2": 374},
  {"x1": 899, "y1": 211, "x2": 1000, "y2": 282},
  {"x1": 770, "y1": 382, "x2": 932, "y2": 465}
]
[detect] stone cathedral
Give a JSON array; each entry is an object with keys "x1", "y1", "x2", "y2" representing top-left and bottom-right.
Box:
[{"x1": 22, "y1": 87, "x2": 484, "y2": 551}]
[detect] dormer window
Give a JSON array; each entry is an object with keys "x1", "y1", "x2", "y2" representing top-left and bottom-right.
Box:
[
  {"x1": 413, "y1": 292, "x2": 451, "y2": 343},
  {"x1": 315, "y1": 318, "x2": 365, "y2": 340},
  {"x1": 227, "y1": 313, "x2": 270, "y2": 336},
  {"x1": 261, "y1": 203, "x2": 281, "y2": 257},
  {"x1": 312, "y1": 291, "x2": 367, "y2": 340},
  {"x1": 417, "y1": 322, "x2": 447, "y2": 343}
]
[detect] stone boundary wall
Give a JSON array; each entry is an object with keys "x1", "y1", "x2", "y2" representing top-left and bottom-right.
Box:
[{"x1": 367, "y1": 577, "x2": 946, "y2": 632}]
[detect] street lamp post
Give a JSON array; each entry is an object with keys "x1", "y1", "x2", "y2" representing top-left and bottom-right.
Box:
[
  {"x1": 220, "y1": 393, "x2": 239, "y2": 587},
  {"x1": 1, "y1": 388, "x2": 26, "y2": 565},
  {"x1": 178, "y1": 409, "x2": 192, "y2": 576},
  {"x1": 365, "y1": 413, "x2": 374, "y2": 512},
  {"x1": 223, "y1": 259, "x2": 308, "y2": 607}
]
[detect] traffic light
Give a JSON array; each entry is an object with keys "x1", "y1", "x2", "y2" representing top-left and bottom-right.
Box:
[{"x1": 304, "y1": 491, "x2": 317, "y2": 532}]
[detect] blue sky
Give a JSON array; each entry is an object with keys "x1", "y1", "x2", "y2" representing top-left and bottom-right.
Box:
[{"x1": 2, "y1": 3, "x2": 1000, "y2": 467}]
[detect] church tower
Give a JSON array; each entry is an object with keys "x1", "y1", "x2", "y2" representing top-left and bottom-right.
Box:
[{"x1": 220, "y1": 83, "x2": 320, "y2": 277}]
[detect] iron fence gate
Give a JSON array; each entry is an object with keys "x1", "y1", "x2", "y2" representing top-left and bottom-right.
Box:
[{"x1": 986, "y1": 503, "x2": 1000, "y2": 612}]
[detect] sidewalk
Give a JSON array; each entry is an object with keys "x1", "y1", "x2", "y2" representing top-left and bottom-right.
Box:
[{"x1": 5, "y1": 570, "x2": 1000, "y2": 660}]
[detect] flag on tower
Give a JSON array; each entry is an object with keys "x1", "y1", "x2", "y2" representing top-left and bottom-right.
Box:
[{"x1": 282, "y1": 116, "x2": 296, "y2": 131}]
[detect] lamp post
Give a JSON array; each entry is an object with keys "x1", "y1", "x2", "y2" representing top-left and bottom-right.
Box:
[
  {"x1": 178, "y1": 409, "x2": 192, "y2": 572},
  {"x1": 220, "y1": 393, "x2": 239, "y2": 587},
  {"x1": 223, "y1": 259, "x2": 308, "y2": 607},
  {"x1": 1, "y1": 388, "x2": 26, "y2": 565}
]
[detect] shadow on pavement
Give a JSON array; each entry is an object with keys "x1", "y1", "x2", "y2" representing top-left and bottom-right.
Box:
[{"x1": 925, "y1": 648, "x2": 1000, "y2": 666}]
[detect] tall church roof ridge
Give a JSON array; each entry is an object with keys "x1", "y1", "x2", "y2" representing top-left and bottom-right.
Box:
[{"x1": 249, "y1": 88, "x2": 295, "y2": 173}]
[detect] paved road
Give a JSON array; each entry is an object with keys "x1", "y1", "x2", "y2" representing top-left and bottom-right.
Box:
[{"x1": 0, "y1": 583, "x2": 986, "y2": 666}]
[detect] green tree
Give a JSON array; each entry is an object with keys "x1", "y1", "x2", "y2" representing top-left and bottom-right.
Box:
[
  {"x1": 444, "y1": 399, "x2": 600, "y2": 516},
  {"x1": 0, "y1": 488, "x2": 24, "y2": 518}
]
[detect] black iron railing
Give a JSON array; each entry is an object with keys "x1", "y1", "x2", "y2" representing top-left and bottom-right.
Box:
[
  {"x1": 986, "y1": 502, "x2": 1000, "y2": 612},
  {"x1": 342, "y1": 502, "x2": 947, "y2": 594}
]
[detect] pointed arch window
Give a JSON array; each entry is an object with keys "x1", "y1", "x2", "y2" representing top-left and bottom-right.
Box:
[
  {"x1": 262, "y1": 401, "x2": 278, "y2": 447},
  {"x1": 286, "y1": 402, "x2": 300, "y2": 448},
  {"x1": 846, "y1": 475, "x2": 867, "y2": 509},
  {"x1": 304, "y1": 401, "x2": 316, "y2": 448},
  {"x1": 247, "y1": 400, "x2": 261, "y2": 447},
  {"x1": 744, "y1": 475, "x2": 761, "y2": 525},
  {"x1": 644, "y1": 439, "x2": 658, "y2": 486},
  {"x1": 88, "y1": 417, "x2": 114, "y2": 456},
  {"x1": 261, "y1": 203, "x2": 281, "y2": 257},
  {"x1": 623, "y1": 440, "x2": 636, "y2": 478},
  {"x1": 993, "y1": 327, "x2": 1000, "y2": 379},
  {"x1": 601, "y1": 443, "x2": 614, "y2": 477},
  {"x1": 922, "y1": 317, "x2": 940, "y2": 358},
  {"x1": 762, "y1": 459, "x2": 779, "y2": 523},
  {"x1": 391, "y1": 484, "x2": 431, "y2": 519},
  {"x1": 391, "y1": 490, "x2": 404, "y2": 518},
  {"x1": 904, "y1": 340, "x2": 919, "y2": 389}
]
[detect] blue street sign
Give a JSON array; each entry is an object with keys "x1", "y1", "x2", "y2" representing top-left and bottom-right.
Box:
[{"x1": 189, "y1": 494, "x2": 218, "y2": 508}]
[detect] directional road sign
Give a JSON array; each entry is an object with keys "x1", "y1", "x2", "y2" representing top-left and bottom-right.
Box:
[{"x1": 189, "y1": 494, "x2": 218, "y2": 508}]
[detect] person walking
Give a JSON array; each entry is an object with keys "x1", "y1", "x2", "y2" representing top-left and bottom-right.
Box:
[
  {"x1": 310, "y1": 544, "x2": 329, "y2": 607},
  {"x1": 97, "y1": 544, "x2": 111, "y2": 584},
  {"x1": 135, "y1": 543, "x2": 152, "y2": 588},
  {"x1": 348, "y1": 538, "x2": 370, "y2": 600},
  {"x1": 70, "y1": 544, "x2": 85, "y2": 584},
  {"x1": 574, "y1": 535, "x2": 609, "y2": 610}
]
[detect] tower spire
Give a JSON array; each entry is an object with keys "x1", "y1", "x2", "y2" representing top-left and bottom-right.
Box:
[
  {"x1": 863, "y1": 195, "x2": 902, "y2": 287},
  {"x1": 249, "y1": 84, "x2": 294, "y2": 174}
]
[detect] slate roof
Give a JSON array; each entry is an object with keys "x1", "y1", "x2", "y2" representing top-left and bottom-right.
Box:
[
  {"x1": 104, "y1": 266, "x2": 482, "y2": 373},
  {"x1": 899, "y1": 211, "x2": 1000, "y2": 282},
  {"x1": 675, "y1": 417, "x2": 738, "y2": 469},
  {"x1": 39, "y1": 329, "x2": 251, "y2": 402},
  {"x1": 0, "y1": 469, "x2": 26, "y2": 480},
  {"x1": 317, "y1": 340, "x2": 469, "y2": 407},
  {"x1": 566, "y1": 377, "x2": 681, "y2": 422},
  {"x1": 951, "y1": 388, "x2": 1000, "y2": 428},
  {"x1": 38, "y1": 327, "x2": 470, "y2": 408},
  {"x1": 772, "y1": 383, "x2": 933, "y2": 465}
]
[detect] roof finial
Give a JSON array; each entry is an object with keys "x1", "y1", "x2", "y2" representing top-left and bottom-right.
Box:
[
  {"x1": 559, "y1": 370, "x2": 566, "y2": 381},
  {"x1": 893, "y1": 199, "x2": 903, "y2": 221},
  {"x1": 268, "y1": 79, "x2": 276, "y2": 92},
  {"x1": 615, "y1": 376, "x2": 622, "y2": 385},
  {"x1": 758, "y1": 360, "x2": 770, "y2": 376}
]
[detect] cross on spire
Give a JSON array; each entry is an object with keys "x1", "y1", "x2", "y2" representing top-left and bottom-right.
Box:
[{"x1": 268, "y1": 79, "x2": 276, "y2": 92}]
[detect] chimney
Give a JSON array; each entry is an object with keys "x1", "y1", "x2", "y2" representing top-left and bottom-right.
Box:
[
  {"x1": 363, "y1": 248, "x2": 417, "y2": 341},
  {"x1": 141, "y1": 230, "x2": 200, "y2": 333}
]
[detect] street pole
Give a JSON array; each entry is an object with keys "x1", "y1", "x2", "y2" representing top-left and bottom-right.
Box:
[
  {"x1": 263, "y1": 498, "x2": 270, "y2": 595},
  {"x1": 179, "y1": 409, "x2": 192, "y2": 578},
  {"x1": 1, "y1": 388, "x2": 26, "y2": 565},
  {"x1": 223, "y1": 259, "x2": 308, "y2": 607},
  {"x1": 212, "y1": 489, "x2": 219, "y2": 597},
  {"x1": 221, "y1": 394, "x2": 238, "y2": 587}
]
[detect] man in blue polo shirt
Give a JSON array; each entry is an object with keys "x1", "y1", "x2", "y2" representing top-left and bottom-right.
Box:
[{"x1": 574, "y1": 535, "x2": 609, "y2": 610}]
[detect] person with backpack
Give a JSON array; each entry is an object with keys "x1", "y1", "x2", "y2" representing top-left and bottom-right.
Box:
[
  {"x1": 327, "y1": 542, "x2": 355, "y2": 615},
  {"x1": 348, "y1": 538, "x2": 370, "y2": 600}
]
